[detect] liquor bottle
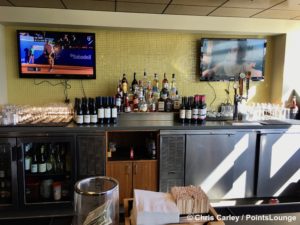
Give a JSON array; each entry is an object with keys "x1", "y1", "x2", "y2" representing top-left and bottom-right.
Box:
[
  {"x1": 142, "y1": 71, "x2": 148, "y2": 92},
  {"x1": 199, "y1": 95, "x2": 207, "y2": 122},
  {"x1": 82, "y1": 98, "x2": 91, "y2": 124},
  {"x1": 170, "y1": 74, "x2": 177, "y2": 100},
  {"x1": 111, "y1": 97, "x2": 118, "y2": 124},
  {"x1": 104, "y1": 96, "x2": 111, "y2": 124},
  {"x1": 173, "y1": 91, "x2": 181, "y2": 111},
  {"x1": 152, "y1": 73, "x2": 159, "y2": 92},
  {"x1": 115, "y1": 86, "x2": 122, "y2": 113},
  {"x1": 90, "y1": 98, "x2": 98, "y2": 124},
  {"x1": 122, "y1": 74, "x2": 128, "y2": 94},
  {"x1": 46, "y1": 146, "x2": 56, "y2": 173},
  {"x1": 133, "y1": 92, "x2": 139, "y2": 112},
  {"x1": 38, "y1": 145, "x2": 47, "y2": 173},
  {"x1": 162, "y1": 73, "x2": 169, "y2": 90},
  {"x1": 290, "y1": 95, "x2": 298, "y2": 119},
  {"x1": 192, "y1": 95, "x2": 199, "y2": 123},
  {"x1": 186, "y1": 97, "x2": 192, "y2": 123},
  {"x1": 56, "y1": 149, "x2": 64, "y2": 173},
  {"x1": 165, "y1": 94, "x2": 173, "y2": 112},
  {"x1": 157, "y1": 92, "x2": 166, "y2": 112},
  {"x1": 24, "y1": 144, "x2": 32, "y2": 172},
  {"x1": 138, "y1": 96, "x2": 148, "y2": 112},
  {"x1": 131, "y1": 72, "x2": 138, "y2": 93},
  {"x1": 76, "y1": 100, "x2": 83, "y2": 125},
  {"x1": 179, "y1": 97, "x2": 186, "y2": 123},
  {"x1": 97, "y1": 97, "x2": 105, "y2": 124},
  {"x1": 124, "y1": 94, "x2": 131, "y2": 113},
  {"x1": 30, "y1": 149, "x2": 38, "y2": 173}
]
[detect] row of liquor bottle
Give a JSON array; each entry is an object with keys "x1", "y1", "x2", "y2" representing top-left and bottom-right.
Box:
[
  {"x1": 24, "y1": 143, "x2": 71, "y2": 174},
  {"x1": 179, "y1": 95, "x2": 207, "y2": 124},
  {"x1": 116, "y1": 72, "x2": 180, "y2": 112}
]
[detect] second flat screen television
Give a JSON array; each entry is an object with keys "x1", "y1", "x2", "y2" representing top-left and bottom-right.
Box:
[
  {"x1": 17, "y1": 30, "x2": 96, "y2": 79},
  {"x1": 200, "y1": 38, "x2": 267, "y2": 81}
]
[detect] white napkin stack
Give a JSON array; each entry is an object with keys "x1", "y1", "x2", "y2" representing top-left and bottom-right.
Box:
[{"x1": 131, "y1": 189, "x2": 180, "y2": 225}]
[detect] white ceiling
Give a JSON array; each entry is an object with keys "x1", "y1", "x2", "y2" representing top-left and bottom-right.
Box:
[{"x1": 2, "y1": 0, "x2": 300, "y2": 20}]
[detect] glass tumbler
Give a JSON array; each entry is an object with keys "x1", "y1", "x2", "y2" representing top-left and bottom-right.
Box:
[{"x1": 74, "y1": 176, "x2": 119, "y2": 225}]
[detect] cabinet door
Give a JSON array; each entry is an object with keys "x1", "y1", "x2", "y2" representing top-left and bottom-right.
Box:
[
  {"x1": 257, "y1": 132, "x2": 300, "y2": 198},
  {"x1": 77, "y1": 135, "x2": 106, "y2": 179},
  {"x1": 0, "y1": 138, "x2": 18, "y2": 209},
  {"x1": 133, "y1": 160, "x2": 157, "y2": 192},
  {"x1": 106, "y1": 161, "x2": 132, "y2": 204},
  {"x1": 159, "y1": 135, "x2": 185, "y2": 192},
  {"x1": 185, "y1": 133, "x2": 236, "y2": 200},
  {"x1": 17, "y1": 136, "x2": 75, "y2": 206}
]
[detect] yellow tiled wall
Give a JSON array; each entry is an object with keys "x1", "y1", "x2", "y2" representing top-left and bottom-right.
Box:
[{"x1": 5, "y1": 26, "x2": 272, "y2": 110}]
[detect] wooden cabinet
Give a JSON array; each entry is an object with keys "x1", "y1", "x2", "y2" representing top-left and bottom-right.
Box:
[{"x1": 106, "y1": 160, "x2": 157, "y2": 204}]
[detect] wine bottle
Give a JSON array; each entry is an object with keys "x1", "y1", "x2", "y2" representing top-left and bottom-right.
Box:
[
  {"x1": 97, "y1": 97, "x2": 105, "y2": 124},
  {"x1": 104, "y1": 96, "x2": 111, "y2": 124},
  {"x1": 179, "y1": 97, "x2": 186, "y2": 123},
  {"x1": 31, "y1": 149, "x2": 38, "y2": 173},
  {"x1": 290, "y1": 95, "x2": 298, "y2": 119},
  {"x1": 90, "y1": 98, "x2": 98, "y2": 124},
  {"x1": 186, "y1": 97, "x2": 192, "y2": 123},
  {"x1": 76, "y1": 99, "x2": 83, "y2": 125},
  {"x1": 24, "y1": 144, "x2": 32, "y2": 171},
  {"x1": 192, "y1": 95, "x2": 199, "y2": 123},
  {"x1": 199, "y1": 95, "x2": 207, "y2": 122},
  {"x1": 82, "y1": 98, "x2": 90, "y2": 124},
  {"x1": 111, "y1": 97, "x2": 118, "y2": 124},
  {"x1": 38, "y1": 145, "x2": 47, "y2": 173}
]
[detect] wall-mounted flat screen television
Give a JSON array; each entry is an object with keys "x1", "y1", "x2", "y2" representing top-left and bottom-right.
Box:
[
  {"x1": 17, "y1": 30, "x2": 96, "y2": 79},
  {"x1": 200, "y1": 38, "x2": 267, "y2": 81}
]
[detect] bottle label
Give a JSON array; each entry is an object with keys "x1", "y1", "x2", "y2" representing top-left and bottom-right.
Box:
[
  {"x1": 122, "y1": 83, "x2": 128, "y2": 94},
  {"x1": 174, "y1": 100, "x2": 180, "y2": 110},
  {"x1": 46, "y1": 163, "x2": 53, "y2": 171},
  {"x1": 116, "y1": 98, "x2": 121, "y2": 107},
  {"x1": 97, "y1": 108, "x2": 104, "y2": 119},
  {"x1": 179, "y1": 109, "x2": 186, "y2": 119},
  {"x1": 158, "y1": 101, "x2": 165, "y2": 111},
  {"x1": 200, "y1": 108, "x2": 207, "y2": 119},
  {"x1": 111, "y1": 108, "x2": 118, "y2": 118},
  {"x1": 76, "y1": 115, "x2": 83, "y2": 124},
  {"x1": 104, "y1": 108, "x2": 111, "y2": 118},
  {"x1": 83, "y1": 115, "x2": 91, "y2": 124},
  {"x1": 31, "y1": 164, "x2": 38, "y2": 173},
  {"x1": 25, "y1": 157, "x2": 31, "y2": 171},
  {"x1": 125, "y1": 106, "x2": 131, "y2": 113},
  {"x1": 192, "y1": 108, "x2": 199, "y2": 119},
  {"x1": 39, "y1": 163, "x2": 47, "y2": 173},
  {"x1": 91, "y1": 115, "x2": 98, "y2": 123},
  {"x1": 186, "y1": 110, "x2": 192, "y2": 119}
]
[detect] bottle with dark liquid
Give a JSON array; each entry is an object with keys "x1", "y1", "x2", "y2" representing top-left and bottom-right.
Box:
[
  {"x1": 131, "y1": 72, "x2": 138, "y2": 93},
  {"x1": 179, "y1": 97, "x2": 186, "y2": 123},
  {"x1": 82, "y1": 98, "x2": 90, "y2": 125},
  {"x1": 76, "y1": 99, "x2": 83, "y2": 125},
  {"x1": 199, "y1": 95, "x2": 207, "y2": 123},
  {"x1": 111, "y1": 97, "x2": 118, "y2": 124},
  {"x1": 162, "y1": 73, "x2": 169, "y2": 90},
  {"x1": 73, "y1": 98, "x2": 80, "y2": 122},
  {"x1": 192, "y1": 95, "x2": 199, "y2": 123},
  {"x1": 97, "y1": 97, "x2": 105, "y2": 124},
  {"x1": 115, "y1": 85, "x2": 122, "y2": 113},
  {"x1": 122, "y1": 74, "x2": 128, "y2": 94},
  {"x1": 185, "y1": 97, "x2": 192, "y2": 123},
  {"x1": 290, "y1": 95, "x2": 298, "y2": 119},
  {"x1": 90, "y1": 98, "x2": 98, "y2": 124},
  {"x1": 104, "y1": 96, "x2": 111, "y2": 124},
  {"x1": 38, "y1": 145, "x2": 47, "y2": 173},
  {"x1": 31, "y1": 149, "x2": 38, "y2": 174}
]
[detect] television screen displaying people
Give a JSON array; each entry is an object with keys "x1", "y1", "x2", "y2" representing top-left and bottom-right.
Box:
[
  {"x1": 17, "y1": 30, "x2": 96, "y2": 79},
  {"x1": 200, "y1": 38, "x2": 267, "y2": 81}
]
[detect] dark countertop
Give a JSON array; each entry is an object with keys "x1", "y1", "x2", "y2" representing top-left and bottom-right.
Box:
[{"x1": 1, "y1": 119, "x2": 300, "y2": 134}]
